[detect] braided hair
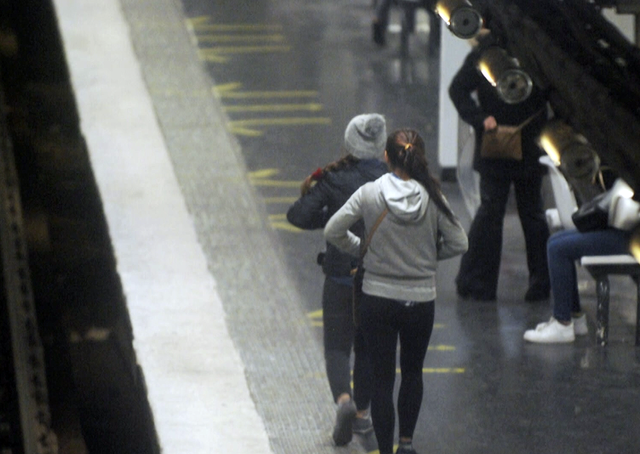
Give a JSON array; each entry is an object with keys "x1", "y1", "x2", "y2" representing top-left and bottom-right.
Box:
[
  {"x1": 385, "y1": 128, "x2": 457, "y2": 223},
  {"x1": 299, "y1": 154, "x2": 361, "y2": 196}
]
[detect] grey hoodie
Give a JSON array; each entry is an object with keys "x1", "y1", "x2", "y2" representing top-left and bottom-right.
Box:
[{"x1": 324, "y1": 173, "x2": 468, "y2": 301}]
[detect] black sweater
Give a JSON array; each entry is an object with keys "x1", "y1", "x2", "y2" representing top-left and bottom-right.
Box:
[
  {"x1": 449, "y1": 36, "x2": 548, "y2": 177},
  {"x1": 287, "y1": 158, "x2": 388, "y2": 278}
]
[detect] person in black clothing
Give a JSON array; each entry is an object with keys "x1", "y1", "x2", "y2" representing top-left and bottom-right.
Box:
[
  {"x1": 287, "y1": 114, "x2": 388, "y2": 446},
  {"x1": 449, "y1": 32, "x2": 551, "y2": 302}
]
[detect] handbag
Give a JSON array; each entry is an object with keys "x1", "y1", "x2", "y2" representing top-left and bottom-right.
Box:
[
  {"x1": 352, "y1": 208, "x2": 388, "y2": 326},
  {"x1": 571, "y1": 191, "x2": 610, "y2": 232},
  {"x1": 480, "y1": 109, "x2": 544, "y2": 161},
  {"x1": 480, "y1": 125, "x2": 523, "y2": 160},
  {"x1": 570, "y1": 178, "x2": 636, "y2": 232}
]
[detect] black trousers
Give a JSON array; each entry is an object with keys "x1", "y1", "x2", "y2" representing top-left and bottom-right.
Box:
[
  {"x1": 360, "y1": 294, "x2": 435, "y2": 454},
  {"x1": 456, "y1": 169, "x2": 550, "y2": 299},
  {"x1": 322, "y1": 278, "x2": 372, "y2": 410}
]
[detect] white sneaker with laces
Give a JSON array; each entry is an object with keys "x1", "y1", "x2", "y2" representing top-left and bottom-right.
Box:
[
  {"x1": 572, "y1": 313, "x2": 588, "y2": 336},
  {"x1": 524, "y1": 317, "x2": 575, "y2": 343}
]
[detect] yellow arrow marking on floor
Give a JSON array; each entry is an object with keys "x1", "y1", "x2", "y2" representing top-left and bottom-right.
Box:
[
  {"x1": 198, "y1": 45, "x2": 290, "y2": 61},
  {"x1": 224, "y1": 103, "x2": 323, "y2": 113}
]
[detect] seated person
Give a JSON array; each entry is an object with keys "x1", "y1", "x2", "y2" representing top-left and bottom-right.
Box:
[{"x1": 523, "y1": 227, "x2": 631, "y2": 343}]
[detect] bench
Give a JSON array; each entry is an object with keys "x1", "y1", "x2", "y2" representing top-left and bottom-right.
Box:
[{"x1": 580, "y1": 255, "x2": 640, "y2": 346}]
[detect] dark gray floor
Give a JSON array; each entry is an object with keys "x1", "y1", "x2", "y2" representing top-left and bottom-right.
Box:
[{"x1": 124, "y1": 0, "x2": 640, "y2": 453}]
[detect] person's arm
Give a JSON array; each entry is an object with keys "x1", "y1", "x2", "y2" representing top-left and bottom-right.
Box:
[
  {"x1": 324, "y1": 189, "x2": 363, "y2": 257},
  {"x1": 436, "y1": 207, "x2": 468, "y2": 260},
  {"x1": 448, "y1": 50, "x2": 489, "y2": 131},
  {"x1": 286, "y1": 178, "x2": 330, "y2": 229}
]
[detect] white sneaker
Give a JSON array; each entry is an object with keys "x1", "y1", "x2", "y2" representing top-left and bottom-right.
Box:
[
  {"x1": 524, "y1": 317, "x2": 575, "y2": 343},
  {"x1": 572, "y1": 313, "x2": 588, "y2": 336}
]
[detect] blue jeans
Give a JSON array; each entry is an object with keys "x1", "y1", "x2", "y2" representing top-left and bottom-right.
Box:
[{"x1": 548, "y1": 229, "x2": 630, "y2": 321}]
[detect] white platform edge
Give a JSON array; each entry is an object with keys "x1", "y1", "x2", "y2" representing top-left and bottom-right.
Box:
[{"x1": 49, "y1": 1, "x2": 273, "y2": 453}]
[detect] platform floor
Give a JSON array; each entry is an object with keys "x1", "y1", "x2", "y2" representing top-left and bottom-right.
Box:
[{"x1": 53, "y1": 0, "x2": 640, "y2": 453}]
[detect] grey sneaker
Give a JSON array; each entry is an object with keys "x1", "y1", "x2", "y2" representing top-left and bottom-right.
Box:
[
  {"x1": 332, "y1": 400, "x2": 356, "y2": 446},
  {"x1": 352, "y1": 415, "x2": 373, "y2": 435}
]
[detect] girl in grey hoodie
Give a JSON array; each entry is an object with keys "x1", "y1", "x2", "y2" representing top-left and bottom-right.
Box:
[{"x1": 324, "y1": 128, "x2": 468, "y2": 454}]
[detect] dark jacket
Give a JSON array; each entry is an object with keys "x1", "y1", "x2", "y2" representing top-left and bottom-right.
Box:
[
  {"x1": 287, "y1": 158, "x2": 388, "y2": 278},
  {"x1": 449, "y1": 35, "x2": 548, "y2": 177}
]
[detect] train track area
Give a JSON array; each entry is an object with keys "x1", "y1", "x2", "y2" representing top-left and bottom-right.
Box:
[
  {"x1": 0, "y1": 1, "x2": 158, "y2": 453},
  {"x1": 0, "y1": 86, "x2": 58, "y2": 452}
]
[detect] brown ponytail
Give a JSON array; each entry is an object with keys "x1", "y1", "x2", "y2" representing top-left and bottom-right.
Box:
[{"x1": 385, "y1": 128, "x2": 457, "y2": 223}]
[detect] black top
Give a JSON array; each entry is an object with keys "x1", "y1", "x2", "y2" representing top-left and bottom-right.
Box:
[
  {"x1": 287, "y1": 158, "x2": 388, "y2": 277},
  {"x1": 448, "y1": 35, "x2": 548, "y2": 177}
]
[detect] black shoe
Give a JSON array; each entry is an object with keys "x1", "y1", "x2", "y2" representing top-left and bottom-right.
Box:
[
  {"x1": 524, "y1": 286, "x2": 550, "y2": 302},
  {"x1": 457, "y1": 286, "x2": 496, "y2": 302},
  {"x1": 332, "y1": 400, "x2": 356, "y2": 446},
  {"x1": 372, "y1": 22, "x2": 385, "y2": 46}
]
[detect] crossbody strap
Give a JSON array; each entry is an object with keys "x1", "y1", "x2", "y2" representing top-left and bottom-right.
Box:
[
  {"x1": 360, "y1": 208, "x2": 388, "y2": 259},
  {"x1": 515, "y1": 108, "x2": 545, "y2": 132}
]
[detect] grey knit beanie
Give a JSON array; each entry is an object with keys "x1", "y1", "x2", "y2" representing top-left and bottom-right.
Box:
[{"x1": 344, "y1": 114, "x2": 387, "y2": 159}]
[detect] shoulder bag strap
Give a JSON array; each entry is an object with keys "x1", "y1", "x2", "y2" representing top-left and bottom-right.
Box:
[
  {"x1": 515, "y1": 108, "x2": 545, "y2": 132},
  {"x1": 360, "y1": 208, "x2": 388, "y2": 259}
]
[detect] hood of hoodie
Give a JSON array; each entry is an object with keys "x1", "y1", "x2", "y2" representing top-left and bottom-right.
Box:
[{"x1": 379, "y1": 173, "x2": 428, "y2": 223}]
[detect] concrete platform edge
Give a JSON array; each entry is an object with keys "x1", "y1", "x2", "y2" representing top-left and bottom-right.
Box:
[{"x1": 50, "y1": 0, "x2": 274, "y2": 452}]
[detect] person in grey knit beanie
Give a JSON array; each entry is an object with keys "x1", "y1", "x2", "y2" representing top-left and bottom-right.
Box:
[{"x1": 344, "y1": 114, "x2": 387, "y2": 159}]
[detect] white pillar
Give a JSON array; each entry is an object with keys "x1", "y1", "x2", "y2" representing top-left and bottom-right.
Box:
[{"x1": 437, "y1": 27, "x2": 472, "y2": 174}]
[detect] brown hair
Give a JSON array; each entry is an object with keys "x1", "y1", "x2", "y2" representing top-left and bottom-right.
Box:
[
  {"x1": 300, "y1": 154, "x2": 360, "y2": 196},
  {"x1": 385, "y1": 128, "x2": 456, "y2": 223}
]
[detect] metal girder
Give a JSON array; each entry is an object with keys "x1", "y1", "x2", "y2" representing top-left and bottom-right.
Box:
[{"x1": 472, "y1": 0, "x2": 640, "y2": 192}]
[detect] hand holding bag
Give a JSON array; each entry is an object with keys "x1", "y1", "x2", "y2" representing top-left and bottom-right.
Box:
[
  {"x1": 352, "y1": 208, "x2": 388, "y2": 326},
  {"x1": 480, "y1": 125, "x2": 523, "y2": 160},
  {"x1": 480, "y1": 109, "x2": 544, "y2": 161}
]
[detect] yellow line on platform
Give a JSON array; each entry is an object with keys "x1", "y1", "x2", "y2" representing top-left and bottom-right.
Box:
[
  {"x1": 396, "y1": 368, "x2": 465, "y2": 374},
  {"x1": 250, "y1": 179, "x2": 301, "y2": 188},
  {"x1": 224, "y1": 103, "x2": 323, "y2": 113},
  {"x1": 229, "y1": 126, "x2": 263, "y2": 137},
  {"x1": 429, "y1": 345, "x2": 456, "y2": 351},
  {"x1": 190, "y1": 23, "x2": 283, "y2": 33},
  {"x1": 264, "y1": 196, "x2": 299, "y2": 204},
  {"x1": 230, "y1": 117, "x2": 331, "y2": 127},
  {"x1": 248, "y1": 169, "x2": 279, "y2": 178},
  {"x1": 197, "y1": 34, "x2": 286, "y2": 43},
  {"x1": 215, "y1": 89, "x2": 319, "y2": 99},
  {"x1": 271, "y1": 221, "x2": 300, "y2": 232},
  {"x1": 307, "y1": 309, "x2": 323, "y2": 319},
  {"x1": 198, "y1": 45, "x2": 290, "y2": 56},
  {"x1": 229, "y1": 117, "x2": 331, "y2": 136}
]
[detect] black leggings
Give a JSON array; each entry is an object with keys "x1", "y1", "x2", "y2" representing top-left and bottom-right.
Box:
[
  {"x1": 360, "y1": 294, "x2": 435, "y2": 454},
  {"x1": 322, "y1": 278, "x2": 372, "y2": 410}
]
